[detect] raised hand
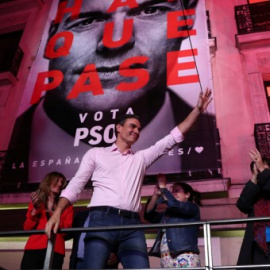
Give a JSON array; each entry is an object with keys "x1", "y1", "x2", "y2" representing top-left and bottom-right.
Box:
[
  {"x1": 177, "y1": 88, "x2": 213, "y2": 136},
  {"x1": 156, "y1": 173, "x2": 167, "y2": 189},
  {"x1": 197, "y1": 88, "x2": 212, "y2": 113},
  {"x1": 31, "y1": 192, "x2": 41, "y2": 209},
  {"x1": 249, "y1": 149, "x2": 264, "y2": 172},
  {"x1": 153, "y1": 184, "x2": 161, "y2": 196}
]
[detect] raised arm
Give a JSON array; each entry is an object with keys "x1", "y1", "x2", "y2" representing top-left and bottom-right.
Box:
[
  {"x1": 249, "y1": 149, "x2": 265, "y2": 172},
  {"x1": 145, "y1": 175, "x2": 164, "y2": 214},
  {"x1": 177, "y1": 88, "x2": 212, "y2": 136}
]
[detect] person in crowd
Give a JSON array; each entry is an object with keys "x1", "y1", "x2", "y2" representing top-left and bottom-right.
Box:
[
  {"x1": 45, "y1": 89, "x2": 212, "y2": 269},
  {"x1": 21, "y1": 171, "x2": 73, "y2": 270},
  {"x1": 68, "y1": 209, "x2": 119, "y2": 269},
  {"x1": 237, "y1": 149, "x2": 270, "y2": 269},
  {"x1": 144, "y1": 173, "x2": 201, "y2": 268}
]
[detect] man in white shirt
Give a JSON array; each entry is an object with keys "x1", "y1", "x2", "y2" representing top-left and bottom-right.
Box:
[{"x1": 45, "y1": 89, "x2": 212, "y2": 269}]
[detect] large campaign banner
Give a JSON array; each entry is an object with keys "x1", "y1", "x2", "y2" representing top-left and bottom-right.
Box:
[{"x1": 3, "y1": 0, "x2": 221, "y2": 184}]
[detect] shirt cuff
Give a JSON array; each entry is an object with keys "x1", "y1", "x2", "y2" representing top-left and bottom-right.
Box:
[
  {"x1": 170, "y1": 126, "x2": 184, "y2": 143},
  {"x1": 60, "y1": 189, "x2": 76, "y2": 205}
]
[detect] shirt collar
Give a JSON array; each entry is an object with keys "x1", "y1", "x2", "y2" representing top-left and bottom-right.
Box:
[{"x1": 109, "y1": 143, "x2": 134, "y2": 155}]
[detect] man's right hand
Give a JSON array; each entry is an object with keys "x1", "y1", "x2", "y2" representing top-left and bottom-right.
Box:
[
  {"x1": 45, "y1": 209, "x2": 61, "y2": 239},
  {"x1": 45, "y1": 197, "x2": 71, "y2": 238}
]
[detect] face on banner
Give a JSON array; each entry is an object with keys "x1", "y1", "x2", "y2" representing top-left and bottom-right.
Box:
[
  {"x1": 46, "y1": 0, "x2": 184, "y2": 113},
  {"x1": 3, "y1": 0, "x2": 221, "y2": 184},
  {"x1": 34, "y1": 0, "x2": 199, "y2": 125}
]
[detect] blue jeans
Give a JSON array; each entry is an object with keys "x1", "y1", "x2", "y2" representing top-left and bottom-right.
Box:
[{"x1": 83, "y1": 208, "x2": 149, "y2": 269}]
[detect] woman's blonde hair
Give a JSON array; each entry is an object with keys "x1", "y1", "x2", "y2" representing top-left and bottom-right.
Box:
[{"x1": 36, "y1": 171, "x2": 67, "y2": 208}]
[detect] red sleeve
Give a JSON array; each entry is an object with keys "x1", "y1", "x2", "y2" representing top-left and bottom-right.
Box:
[
  {"x1": 58, "y1": 205, "x2": 74, "y2": 238},
  {"x1": 60, "y1": 205, "x2": 74, "y2": 228},
  {"x1": 23, "y1": 202, "x2": 44, "y2": 230}
]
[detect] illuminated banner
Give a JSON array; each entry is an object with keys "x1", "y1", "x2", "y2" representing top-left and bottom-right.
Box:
[{"x1": 3, "y1": 0, "x2": 220, "y2": 183}]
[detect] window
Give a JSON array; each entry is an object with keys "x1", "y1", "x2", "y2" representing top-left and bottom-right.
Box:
[
  {"x1": 0, "y1": 30, "x2": 23, "y2": 76},
  {"x1": 264, "y1": 81, "x2": 270, "y2": 112}
]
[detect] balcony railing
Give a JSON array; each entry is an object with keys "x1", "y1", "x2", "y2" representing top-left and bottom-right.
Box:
[
  {"x1": 1, "y1": 217, "x2": 270, "y2": 269},
  {"x1": 235, "y1": 2, "x2": 270, "y2": 34}
]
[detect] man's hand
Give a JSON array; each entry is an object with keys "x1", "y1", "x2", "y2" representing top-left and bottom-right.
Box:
[
  {"x1": 45, "y1": 210, "x2": 61, "y2": 239},
  {"x1": 197, "y1": 88, "x2": 212, "y2": 113},
  {"x1": 44, "y1": 197, "x2": 71, "y2": 238},
  {"x1": 177, "y1": 88, "x2": 212, "y2": 136}
]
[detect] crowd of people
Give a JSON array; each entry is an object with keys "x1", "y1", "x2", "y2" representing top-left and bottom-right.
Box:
[
  {"x1": 22, "y1": 149, "x2": 270, "y2": 269},
  {"x1": 21, "y1": 154, "x2": 270, "y2": 269},
  {"x1": 21, "y1": 172, "x2": 202, "y2": 270},
  {"x1": 19, "y1": 86, "x2": 270, "y2": 270}
]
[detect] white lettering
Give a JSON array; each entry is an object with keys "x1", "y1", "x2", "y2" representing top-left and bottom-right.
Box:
[
  {"x1": 33, "y1": 161, "x2": 38, "y2": 167},
  {"x1": 19, "y1": 162, "x2": 24, "y2": 169},
  {"x1": 65, "y1": 157, "x2": 71, "y2": 164},
  {"x1": 74, "y1": 128, "x2": 89, "y2": 146},
  {"x1": 111, "y1": 109, "x2": 119, "y2": 119},
  {"x1": 89, "y1": 126, "x2": 103, "y2": 145},
  {"x1": 126, "y1": 107, "x2": 134, "y2": 114},
  {"x1": 94, "y1": 111, "x2": 103, "y2": 121},
  {"x1": 178, "y1": 148, "x2": 184, "y2": 155},
  {"x1": 40, "y1": 160, "x2": 45, "y2": 166},
  {"x1": 48, "y1": 159, "x2": 54, "y2": 166},
  {"x1": 79, "y1": 113, "x2": 88, "y2": 123},
  {"x1": 104, "y1": 124, "x2": 116, "y2": 144},
  {"x1": 56, "y1": 159, "x2": 62, "y2": 165}
]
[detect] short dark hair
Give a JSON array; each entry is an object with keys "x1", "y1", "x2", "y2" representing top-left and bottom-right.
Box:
[
  {"x1": 263, "y1": 157, "x2": 270, "y2": 168},
  {"x1": 114, "y1": 114, "x2": 140, "y2": 137},
  {"x1": 171, "y1": 181, "x2": 202, "y2": 206}
]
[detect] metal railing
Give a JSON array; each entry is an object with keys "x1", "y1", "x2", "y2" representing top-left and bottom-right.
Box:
[{"x1": 1, "y1": 217, "x2": 270, "y2": 270}]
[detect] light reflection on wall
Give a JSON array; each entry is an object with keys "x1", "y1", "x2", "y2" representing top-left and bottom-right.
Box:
[{"x1": 249, "y1": 0, "x2": 270, "y2": 3}]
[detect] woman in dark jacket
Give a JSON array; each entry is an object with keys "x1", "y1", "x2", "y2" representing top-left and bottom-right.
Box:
[
  {"x1": 237, "y1": 149, "x2": 270, "y2": 269},
  {"x1": 144, "y1": 173, "x2": 201, "y2": 268}
]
